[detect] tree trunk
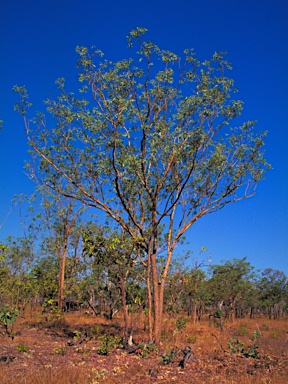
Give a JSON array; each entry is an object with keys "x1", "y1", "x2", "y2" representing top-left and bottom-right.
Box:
[
  {"x1": 229, "y1": 298, "x2": 235, "y2": 323},
  {"x1": 193, "y1": 305, "x2": 197, "y2": 325},
  {"x1": 151, "y1": 252, "x2": 162, "y2": 344},
  {"x1": 146, "y1": 253, "x2": 153, "y2": 340},
  {"x1": 58, "y1": 245, "x2": 67, "y2": 311},
  {"x1": 119, "y1": 274, "x2": 129, "y2": 342}
]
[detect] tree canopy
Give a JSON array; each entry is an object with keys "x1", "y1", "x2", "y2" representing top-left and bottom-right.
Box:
[{"x1": 14, "y1": 28, "x2": 269, "y2": 342}]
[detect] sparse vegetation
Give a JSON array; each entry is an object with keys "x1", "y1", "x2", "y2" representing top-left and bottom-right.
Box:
[
  {"x1": 0, "y1": 28, "x2": 281, "y2": 378},
  {"x1": 15, "y1": 343, "x2": 29, "y2": 353},
  {"x1": 97, "y1": 334, "x2": 123, "y2": 356},
  {"x1": 0, "y1": 313, "x2": 287, "y2": 383},
  {"x1": 0, "y1": 305, "x2": 18, "y2": 340},
  {"x1": 53, "y1": 346, "x2": 67, "y2": 356}
]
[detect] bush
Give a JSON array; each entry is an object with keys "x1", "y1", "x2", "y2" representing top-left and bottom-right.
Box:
[
  {"x1": 236, "y1": 323, "x2": 249, "y2": 336},
  {"x1": 16, "y1": 343, "x2": 29, "y2": 353},
  {"x1": 270, "y1": 327, "x2": 285, "y2": 339},
  {"x1": 0, "y1": 305, "x2": 18, "y2": 339},
  {"x1": 176, "y1": 317, "x2": 187, "y2": 332},
  {"x1": 252, "y1": 330, "x2": 261, "y2": 341},
  {"x1": 97, "y1": 334, "x2": 123, "y2": 356},
  {"x1": 54, "y1": 346, "x2": 67, "y2": 356},
  {"x1": 228, "y1": 338, "x2": 259, "y2": 358},
  {"x1": 161, "y1": 349, "x2": 176, "y2": 365},
  {"x1": 261, "y1": 323, "x2": 269, "y2": 331},
  {"x1": 185, "y1": 334, "x2": 197, "y2": 344}
]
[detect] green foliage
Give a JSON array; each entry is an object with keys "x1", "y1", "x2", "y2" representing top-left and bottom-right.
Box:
[
  {"x1": 53, "y1": 346, "x2": 67, "y2": 356},
  {"x1": 269, "y1": 327, "x2": 285, "y2": 339},
  {"x1": 136, "y1": 342, "x2": 157, "y2": 358},
  {"x1": 244, "y1": 344, "x2": 259, "y2": 358},
  {"x1": 228, "y1": 338, "x2": 259, "y2": 358},
  {"x1": 14, "y1": 29, "x2": 270, "y2": 342},
  {"x1": 227, "y1": 338, "x2": 244, "y2": 354},
  {"x1": 0, "y1": 304, "x2": 18, "y2": 339},
  {"x1": 97, "y1": 334, "x2": 124, "y2": 355},
  {"x1": 161, "y1": 330, "x2": 170, "y2": 341},
  {"x1": 261, "y1": 323, "x2": 269, "y2": 331},
  {"x1": 43, "y1": 300, "x2": 63, "y2": 324},
  {"x1": 88, "y1": 368, "x2": 108, "y2": 384},
  {"x1": 252, "y1": 330, "x2": 262, "y2": 341},
  {"x1": 73, "y1": 330, "x2": 82, "y2": 341},
  {"x1": 90, "y1": 325, "x2": 102, "y2": 337},
  {"x1": 0, "y1": 234, "x2": 39, "y2": 310},
  {"x1": 236, "y1": 323, "x2": 249, "y2": 336},
  {"x1": 176, "y1": 317, "x2": 187, "y2": 332},
  {"x1": 213, "y1": 308, "x2": 223, "y2": 318},
  {"x1": 75, "y1": 346, "x2": 91, "y2": 358},
  {"x1": 209, "y1": 257, "x2": 256, "y2": 319},
  {"x1": 257, "y1": 269, "x2": 288, "y2": 318},
  {"x1": 16, "y1": 343, "x2": 29, "y2": 353},
  {"x1": 185, "y1": 334, "x2": 197, "y2": 344},
  {"x1": 161, "y1": 349, "x2": 177, "y2": 365}
]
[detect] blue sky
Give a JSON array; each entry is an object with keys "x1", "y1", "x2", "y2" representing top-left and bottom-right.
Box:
[{"x1": 0, "y1": 0, "x2": 287, "y2": 273}]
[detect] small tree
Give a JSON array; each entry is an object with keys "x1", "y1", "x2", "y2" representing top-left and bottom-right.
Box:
[
  {"x1": 257, "y1": 268, "x2": 288, "y2": 319},
  {"x1": 43, "y1": 197, "x2": 84, "y2": 311},
  {"x1": 208, "y1": 257, "x2": 255, "y2": 322},
  {"x1": 82, "y1": 224, "x2": 145, "y2": 343},
  {"x1": 15, "y1": 28, "x2": 269, "y2": 342}
]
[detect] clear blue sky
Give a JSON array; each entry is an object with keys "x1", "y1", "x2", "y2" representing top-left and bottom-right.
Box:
[{"x1": 0, "y1": 0, "x2": 287, "y2": 273}]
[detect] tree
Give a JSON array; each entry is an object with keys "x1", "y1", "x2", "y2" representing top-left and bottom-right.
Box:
[
  {"x1": 14, "y1": 28, "x2": 269, "y2": 342},
  {"x1": 82, "y1": 223, "x2": 146, "y2": 343},
  {"x1": 257, "y1": 268, "x2": 288, "y2": 319},
  {"x1": 38, "y1": 195, "x2": 84, "y2": 310},
  {"x1": 208, "y1": 257, "x2": 255, "y2": 322}
]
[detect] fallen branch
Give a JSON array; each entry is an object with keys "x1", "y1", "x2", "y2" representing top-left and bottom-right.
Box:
[{"x1": 212, "y1": 333, "x2": 227, "y2": 353}]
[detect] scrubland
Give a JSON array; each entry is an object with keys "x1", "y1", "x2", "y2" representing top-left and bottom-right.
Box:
[{"x1": 0, "y1": 311, "x2": 287, "y2": 383}]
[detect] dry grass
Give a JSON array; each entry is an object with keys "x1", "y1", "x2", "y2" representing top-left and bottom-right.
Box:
[
  {"x1": 0, "y1": 366, "x2": 88, "y2": 384},
  {"x1": 0, "y1": 312, "x2": 287, "y2": 383}
]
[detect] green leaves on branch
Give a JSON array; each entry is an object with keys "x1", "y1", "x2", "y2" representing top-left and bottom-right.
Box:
[
  {"x1": 0, "y1": 305, "x2": 18, "y2": 339},
  {"x1": 13, "y1": 29, "x2": 270, "y2": 342}
]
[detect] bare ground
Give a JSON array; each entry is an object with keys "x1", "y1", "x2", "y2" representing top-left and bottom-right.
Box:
[{"x1": 0, "y1": 313, "x2": 287, "y2": 383}]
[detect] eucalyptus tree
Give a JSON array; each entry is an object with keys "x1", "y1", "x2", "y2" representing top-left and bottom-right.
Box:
[
  {"x1": 257, "y1": 268, "x2": 288, "y2": 319},
  {"x1": 14, "y1": 28, "x2": 269, "y2": 342},
  {"x1": 208, "y1": 257, "x2": 255, "y2": 322},
  {"x1": 40, "y1": 195, "x2": 84, "y2": 310},
  {"x1": 82, "y1": 223, "x2": 146, "y2": 343}
]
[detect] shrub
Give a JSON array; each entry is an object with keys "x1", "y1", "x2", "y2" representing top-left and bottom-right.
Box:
[
  {"x1": 185, "y1": 334, "x2": 197, "y2": 344},
  {"x1": 161, "y1": 349, "x2": 176, "y2": 365},
  {"x1": 261, "y1": 323, "x2": 269, "y2": 331},
  {"x1": 252, "y1": 330, "x2": 261, "y2": 341},
  {"x1": 97, "y1": 334, "x2": 123, "y2": 355},
  {"x1": 176, "y1": 317, "x2": 187, "y2": 332},
  {"x1": 0, "y1": 305, "x2": 18, "y2": 339},
  {"x1": 54, "y1": 346, "x2": 67, "y2": 356},
  {"x1": 16, "y1": 343, "x2": 29, "y2": 353},
  {"x1": 228, "y1": 338, "x2": 259, "y2": 358},
  {"x1": 236, "y1": 323, "x2": 249, "y2": 336},
  {"x1": 270, "y1": 327, "x2": 285, "y2": 339},
  {"x1": 228, "y1": 338, "x2": 244, "y2": 354}
]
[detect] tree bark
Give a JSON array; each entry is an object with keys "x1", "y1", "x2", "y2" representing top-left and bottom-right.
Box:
[
  {"x1": 119, "y1": 274, "x2": 129, "y2": 342},
  {"x1": 146, "y1": 252, "x2": 153, "y2": 340},
  {"x1": 151, "y1": 252, "x2": 162, "y2": 344},
  {"x1": 58, "y1": 245, "x2": 67, "y2": 311}
]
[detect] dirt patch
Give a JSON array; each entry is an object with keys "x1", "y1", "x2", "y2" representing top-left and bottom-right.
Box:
[{"x1": 0, "y1": 315, "x2": 287, "y2": 383}]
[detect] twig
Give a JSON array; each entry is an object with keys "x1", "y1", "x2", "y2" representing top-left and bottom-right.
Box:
[
  {"x1": 256, "y1": 323, "x2": 263, "y2": 337},
  {"x1": 212, "y1": 333, "x2": 227, "y2": 353}
]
